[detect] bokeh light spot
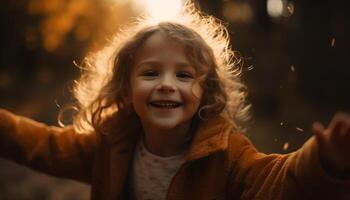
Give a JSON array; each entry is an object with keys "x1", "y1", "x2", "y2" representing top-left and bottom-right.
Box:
[
  {"x1": 267, "y1": 0, "x2": 284, "y2": 18},
  {"x1": 133, "y1": 0, "x2": 183, "y2": 21}
]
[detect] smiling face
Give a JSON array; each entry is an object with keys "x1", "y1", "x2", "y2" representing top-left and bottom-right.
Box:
[{"x1": 130, "y1": 31, "x2": 203, "y2": 131}]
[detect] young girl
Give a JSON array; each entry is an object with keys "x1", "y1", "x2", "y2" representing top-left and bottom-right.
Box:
[{"x1": 0, "y1": 2, "x2": 349, "y2": 200}]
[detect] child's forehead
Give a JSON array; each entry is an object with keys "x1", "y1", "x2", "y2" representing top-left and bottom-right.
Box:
[
  {"x1": 142, "y1": 31, "x2": 181, "y2": 49},
  {"x1": 131, "y1": 27, "x2": 211, "y2": 72},
  {"x1": 135, "y1": 31, "x2": 187, "y2": 59}
]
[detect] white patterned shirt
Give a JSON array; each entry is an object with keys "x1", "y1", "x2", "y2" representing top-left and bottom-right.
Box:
[{"x1": 129, "y1": 140, "x2": 186, "y2": 200}]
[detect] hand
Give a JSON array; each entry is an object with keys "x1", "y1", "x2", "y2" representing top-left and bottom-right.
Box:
[{"x1": 312, "y1": 112, "x2": 350, "y2": 178}]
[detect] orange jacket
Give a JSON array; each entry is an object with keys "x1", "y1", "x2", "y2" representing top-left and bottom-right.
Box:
[{"x1": 0, "y1": 109, "x2": 349, "y2": 200}]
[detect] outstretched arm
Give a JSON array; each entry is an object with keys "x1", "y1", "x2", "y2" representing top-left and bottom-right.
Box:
[
  {"x1": 313, "y1": 112, "x2": 350, "y2": 179},
  {"x1": 228, "y1": 112, "x2": 350, "y2": 200},
  {"x1": 0, "y1": 108, "x2": 97, "y2": 183}
]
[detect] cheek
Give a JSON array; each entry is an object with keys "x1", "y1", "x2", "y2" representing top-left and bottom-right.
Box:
[
  {"x1": 131, "y1": 80, "x2": 150, "y2": 99},
  {"x1": 131, "y1": 86, "x2": 144, "y2": 100},
  {"x1": 130, "y1": 81, "x2": 150, "y2": 116},
  {"x1": 183, "y1": 82, "x2": 203, "y2": 108},
  {"x1": 130, "y1": 80, "x2": 157, "y2": 115},
  {"x1": 191, "y1": 83, "x2": 203, "y2": 101}
]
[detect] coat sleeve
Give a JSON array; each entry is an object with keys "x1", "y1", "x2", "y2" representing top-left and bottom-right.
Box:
[
  {"x1": 227, "y1": 133, "x2": 350, "y2": 200},
  {"x1": 0, "y1": 109, "x2": 97, "y2": 183}
]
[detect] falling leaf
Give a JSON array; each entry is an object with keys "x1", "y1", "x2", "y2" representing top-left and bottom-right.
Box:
[
  {"x1": 296, "y1": 127, "x2": 304, "y2": 132},
  {"x1": 290, "y1": 65, "x2": 295, "y2": 72},
  {"x1": 54, "y1": 99, "x2": 61, "y2": 108},
  {"x1": 283, "y1": 142, "x2": 289, "y2": 150},
  {"x1": 286, "y1": 3, "x2": 294, "y2": 15},
  {"x1": 331, "y1": 38, "x2": 335, "y2": 47},
  {"x1": 247, "y1": 65, "x2": 254, "y2": 71}
]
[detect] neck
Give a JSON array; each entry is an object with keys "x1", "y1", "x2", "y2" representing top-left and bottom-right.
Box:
[{"x1": 142, "y1": 121, "x2": 193, "y2": 157}]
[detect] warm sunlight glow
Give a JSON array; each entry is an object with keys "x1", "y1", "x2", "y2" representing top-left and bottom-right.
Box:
[
  {"x1": 134, "y1": 0, "x2": 183, "y2": 21},
  {"x1": 267, "y1": 0, "x2": 283, "y2": 18}
]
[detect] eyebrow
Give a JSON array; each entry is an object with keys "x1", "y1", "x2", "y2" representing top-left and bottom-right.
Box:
[{"x1": 136, "y1": 60, "x2": 193, "y2": 69}]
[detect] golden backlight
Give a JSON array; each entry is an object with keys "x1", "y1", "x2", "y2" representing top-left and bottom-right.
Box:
[{"x1": 134, "y1": 0, "x2": 183, "y2": 22}]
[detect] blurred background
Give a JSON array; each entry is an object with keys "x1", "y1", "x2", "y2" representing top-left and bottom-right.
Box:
[{"x1": 0, "y1": 0, "x2": 347, "y2": 199}]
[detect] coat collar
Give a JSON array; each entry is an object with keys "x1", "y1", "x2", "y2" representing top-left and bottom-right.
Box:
[
  {"x1": 104, "y1": 114, "x2": 234, "y2": 199},
  {"x1": 186, "y1": 116, "x2": 234, "y2": 161},
  {"x1": 104, "y1": 114, "x2": 234, "y2": 161}
]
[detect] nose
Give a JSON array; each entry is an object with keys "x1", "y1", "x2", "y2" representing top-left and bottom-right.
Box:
[{"x1": 157, "y1": 74, "x2": 176, "y2": 93}]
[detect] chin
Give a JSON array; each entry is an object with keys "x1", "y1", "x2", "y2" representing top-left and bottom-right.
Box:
[
  {"x1": 150, "y1": 118, "x2": 188, "y2": 130},
  {"x1": 152, "y1": 121, "x2": 180, "y2": 130}
]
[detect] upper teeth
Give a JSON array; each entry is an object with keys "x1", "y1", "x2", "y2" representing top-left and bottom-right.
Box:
[{"x1": 150, "y1": 102, "x2": 180, "y2": 108}]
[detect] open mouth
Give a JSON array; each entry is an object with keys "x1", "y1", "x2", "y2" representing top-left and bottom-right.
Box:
[{"x1": 149, "y1": 101, "x2": 183, "y2": 109}]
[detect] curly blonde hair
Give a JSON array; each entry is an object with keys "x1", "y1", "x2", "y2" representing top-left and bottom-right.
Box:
[{"x1": 62, "y1": 1, "x2": 250, "y2": 134}]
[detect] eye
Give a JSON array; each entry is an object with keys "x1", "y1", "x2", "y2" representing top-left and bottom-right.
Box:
[
  {"x1": 177, "y1": 71, "x2": 194, "y2": 79},
  {"x1": 141, "y1": 70, "x2": 159, "y2": 77}
]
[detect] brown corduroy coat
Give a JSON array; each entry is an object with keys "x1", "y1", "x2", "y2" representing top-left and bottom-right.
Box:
[{"x1": 0, "y1": 109, "x2": 349, "y2": 200}]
